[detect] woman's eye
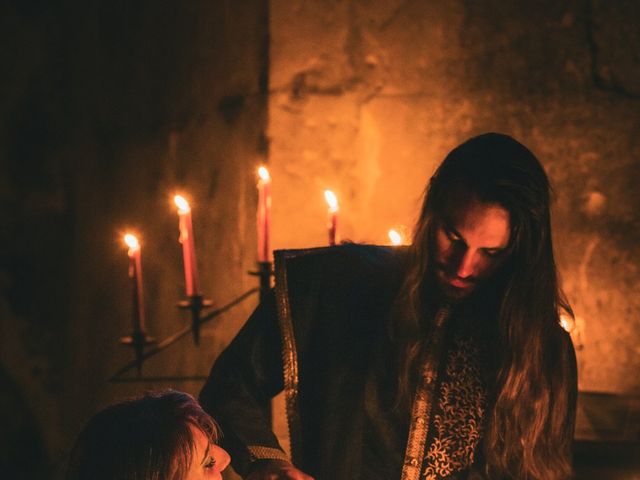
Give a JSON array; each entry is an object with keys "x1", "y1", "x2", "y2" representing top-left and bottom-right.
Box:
[{"x1": 203, "y1": 456, "x2": 216, "y2": 469}]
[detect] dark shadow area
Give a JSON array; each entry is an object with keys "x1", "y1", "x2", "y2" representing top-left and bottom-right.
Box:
[
  {"x1": 574, "y1": 391, "x2": 640, "y2": 478},
  {"x1": 0, "y1": 368, "x2": 49, "y2": 478}
]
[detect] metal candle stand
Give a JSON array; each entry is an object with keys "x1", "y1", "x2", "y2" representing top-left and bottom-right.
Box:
[
  {"x1": 178, "y1": 294, "x2": 213, "y2": 345},
  {"x1": 114, "y1": 261, "x2": 272, "y2": 381},
  {"x1": 120, "y1": 331, "x2": 156, "y2": 376},
  {"x1": 252, "y1": 261, "x2": 273, "y2": 302}
]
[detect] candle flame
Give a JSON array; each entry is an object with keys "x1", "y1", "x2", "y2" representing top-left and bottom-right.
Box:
[
  {"x1": 174, "y1": 195, "x2": 191, "y2": 213},
  {"x1": 258, "y1": 166, "x2": 271, "y2": 181},
  {"x1": 324, "y1": 190, "x2": 339, "y2": 212},
  {"x1": 559, "y1": 314, "x2": 575, "y2": 333},
  {"x1": 124, "y1": 233, "x2": 140, "y2": 251},
  {"x1": 388, "y1": 229, "x2": 403, "y2": 246}
]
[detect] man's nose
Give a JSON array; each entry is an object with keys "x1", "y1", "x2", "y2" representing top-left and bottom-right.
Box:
[{"x1": 452, "y1": 249, "x2": 476, "y2": 279}]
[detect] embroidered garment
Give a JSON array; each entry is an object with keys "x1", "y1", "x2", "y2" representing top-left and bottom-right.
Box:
[
  {"x1": 422, "y1": 336, "x2": 488, "y2": 480},
  {"x1": 199, "y1": 244, "x2": 575, "y2": 480}
]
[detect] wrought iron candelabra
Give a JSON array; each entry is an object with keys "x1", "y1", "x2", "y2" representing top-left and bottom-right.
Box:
[{"x1": 112, "y1": 261, "x2": 273, "y2": 382}]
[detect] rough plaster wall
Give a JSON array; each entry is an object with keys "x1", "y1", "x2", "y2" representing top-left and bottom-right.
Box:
[
  {"x1": 1, "y1": 0, "x2": 638, "y2": 477},
  {"x1": 268, "y1": 0, "x2": 640, "y2": 393},
  {"x1": 1, "y1": 1, "x2": 267, "y2": 477}
]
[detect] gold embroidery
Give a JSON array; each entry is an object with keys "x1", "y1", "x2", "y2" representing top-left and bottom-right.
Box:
[
  {"x1": 247, "y1": 445, "x2": 290, "y2": 462},
  {"x1": 401, "y1": 307, "x2": 452, "y2": 480},
  {"x1": 274, "y1": 249, "x2": 312, "y2": 465},
  {"x1": 422, "y1": 337, "x2": 486, "y2": 479}
]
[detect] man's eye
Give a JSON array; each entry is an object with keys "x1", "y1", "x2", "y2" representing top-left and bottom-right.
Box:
[
  {"x1": 447, "y1": 235, "x2": 465, "y2": 248},
  {"x1": 203, "y1": 456, "x2": 216, "y2": 469},
  {"x1": 482, "y1": 250, "x2": 500, "y2": 258},
  {"x1": 444, "y1": 229, "x2": 459, "y2": 242}
]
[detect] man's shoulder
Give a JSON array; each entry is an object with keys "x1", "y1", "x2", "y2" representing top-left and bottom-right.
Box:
[
  {"x1": 273, "y1": 244, "x2": 405, "y2": 344},
  {"x1": 274, "y1": 243, "x2": 407, "y2": 281}
]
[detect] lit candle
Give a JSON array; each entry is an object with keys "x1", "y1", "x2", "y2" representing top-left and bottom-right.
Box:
[
  {"x1": 257, "y1": 166, "x2": 271, "y2": 263},
  {"x1": 559, "y1": 314, "x2": 575, "y2": 333},
  {"x1": 124, "y1": 233, "x2": 145, "y2": 334},
  {"x1": 388, "y1": 229, "x2": 403, "y2": 246},
  {"x1": 174, "y1": 195, "x2": 199, "y2": 296},
  {"x1": 324, "y1": 190, "x2": 339, "y2": 246}
]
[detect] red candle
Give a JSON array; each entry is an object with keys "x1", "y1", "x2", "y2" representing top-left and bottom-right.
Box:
[
  {"x1": 174, "y1": 195, "x2": 199, "y2": 296},
  {"x1": 124, "y1": 233, "x2": 145, "y2": 334},
  {"x1": 324, "y1": 190, "x2": 339, "y2": 246},
  {"x1": 257, "y1": 166, "x2": 271, "y2": 263}
]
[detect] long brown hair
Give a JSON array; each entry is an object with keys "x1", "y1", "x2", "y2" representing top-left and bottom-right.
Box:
[{"x1": 392, "y1": 133, "x2": 577, "y2": 479}]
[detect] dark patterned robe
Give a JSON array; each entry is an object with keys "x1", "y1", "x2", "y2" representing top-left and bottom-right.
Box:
[{"x1": 199, "y1": 244, "x2": 575, "y2": 480}]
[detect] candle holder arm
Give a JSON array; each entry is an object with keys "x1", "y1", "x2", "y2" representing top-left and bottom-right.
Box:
[
  {"x1": 248, "y1": 261, "x2": 273, "y2": 303},
  {"x1": 178, "y1": 294, "x2": 213, "y2": 345},
  {"x1": 111, "y1": 287, "x2": 259, "y2": 382}
]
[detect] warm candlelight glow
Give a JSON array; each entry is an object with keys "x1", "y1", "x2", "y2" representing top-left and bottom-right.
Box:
[
  {"x1": 324, "y1": 190, "x2": 339, "y2": 212},
  {"x1": 174, "y1": 195, "x2": 191, "y2": 214},
  {"x1": 559, "y1": 314, "x2": 575, "y2": 333},
  {"x1": 258, "y1": 166, "x2": 270, "y2": 181},
  {"x1": 256, "y1": 166, "x2": 272, "y2": 263},
  {"x1": 173, "y1": 193, "x2": 199, "y2": 296},
  {"x1": 560, "y1": 313, "x2": 585, "y2": 350},
  {"x1": 124, "y1": 233, "x2": 140, "y2": 252},
  {"x1": 324, "y1": 190, "x2": 339, "y2": 246},
  {"x1": 123, "y1": 232, "x2": 145, "y2": 334},
  {"x1": 388, "y1": 229, "x2": 403, "y2": 246}
]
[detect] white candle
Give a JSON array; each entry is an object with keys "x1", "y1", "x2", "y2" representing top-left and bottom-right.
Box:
[{"x1": 174, "y1": 195, "x2": 199, "y2": 296}]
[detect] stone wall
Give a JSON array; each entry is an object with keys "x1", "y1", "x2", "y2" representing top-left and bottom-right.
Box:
[
  {"x1": 1, "y1": 1, "x2": 268, "y2": 477},
  {"x1": 268, "y1": 0, "x2": 640, "y2": 394},
  {"x1": 1, "y1": 0, "x2": 639, "y2": 478}
]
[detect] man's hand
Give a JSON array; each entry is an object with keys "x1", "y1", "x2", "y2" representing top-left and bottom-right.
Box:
[{"x1": 245, "y1": 459, "x2": 314, "y2": 480}]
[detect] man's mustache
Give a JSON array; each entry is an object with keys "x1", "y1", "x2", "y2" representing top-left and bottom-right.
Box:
[{"x1": 436, "y1": 264, "x2": 478, "y2": 285}]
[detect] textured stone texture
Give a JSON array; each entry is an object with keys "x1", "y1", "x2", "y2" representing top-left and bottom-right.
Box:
[
  {"x1": 268, "y1": 0, "x2": 640, "y2": 394},
  {"x1": 1, "y1": 1, "x2": 267, "y2": 477},
  {"x1": 1, "y1": 1, "x2": 639, "y2": 478}
]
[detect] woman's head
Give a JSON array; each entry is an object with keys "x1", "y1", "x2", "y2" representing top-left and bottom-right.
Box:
[{"x1": 67, "y1": 390, "x2": 230, "y2": 480}]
